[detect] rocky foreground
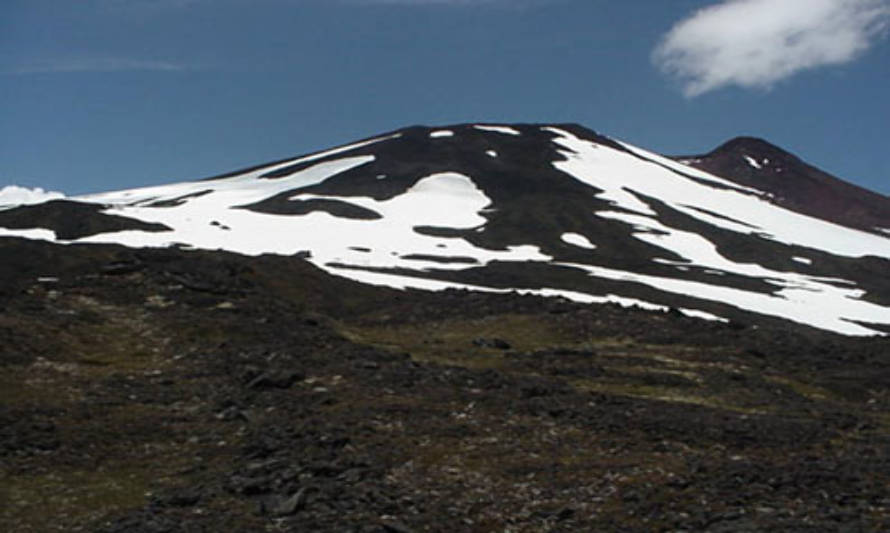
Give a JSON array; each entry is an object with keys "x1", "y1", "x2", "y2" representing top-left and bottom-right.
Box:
[{"x1": 2, "y1": 238, "x2": 890, "y2": 532}]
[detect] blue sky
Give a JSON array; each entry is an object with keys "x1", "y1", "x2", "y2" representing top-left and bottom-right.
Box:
[{"x1": 2, "y1": 0, "x2": 889, "y2": 195}]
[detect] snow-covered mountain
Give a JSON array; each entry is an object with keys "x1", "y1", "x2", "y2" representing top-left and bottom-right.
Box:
[{"x1": 2, "y1": 123, "x2": 889, "y2": 335}]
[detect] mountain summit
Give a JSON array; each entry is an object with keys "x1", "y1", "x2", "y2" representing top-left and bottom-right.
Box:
[
  {"x1": 2, "y1": 123, "x2": 889, "y2": 335},
  {"x1": 677, "y1": 136, "x2": 890, "y2": 233}
]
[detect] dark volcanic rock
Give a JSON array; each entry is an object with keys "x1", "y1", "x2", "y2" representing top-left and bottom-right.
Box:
[
  {"x1": 238, "y1": 197, "x2": 383, "y2": 219},
  {"x1": 677, "y1": 136, "x2": 890, "y2": 235},
  {"x1": 246, "y1": 370, "x2": 303, "y2": 390},
  {"x1": 0, "y1": 200, "x2": 171, "y2": 240},
  {"x1": 269, "y1": 488, "x2": 308, "y2": 516},
  {"x1": 0, "y1": 410, "x2": 60, "y2": 456},
  {"x1": 471, "y1": 337, "x2": 512, "y2": 350}
]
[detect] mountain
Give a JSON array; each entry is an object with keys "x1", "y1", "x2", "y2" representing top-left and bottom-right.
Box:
[
  {"x1": 676, "y1": 136, "x2": 890, "y2": 234},
  {"x1": 4, "y1": 124, "x2": 890, "y2": 531},
  {"x1": 2, "y1": 123, "x2": 889, "y2": 335}
]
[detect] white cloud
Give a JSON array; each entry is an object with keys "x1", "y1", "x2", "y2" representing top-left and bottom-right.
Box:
[
  {"x1": 0, "y1": 186, "x2": 65, "y2": 208},
  {"x1": 654, "y1": 0, "x2": 890, "y2": 97},
  {"x1": 6, "y1": 57, "x2": 187, "y2": 75}
]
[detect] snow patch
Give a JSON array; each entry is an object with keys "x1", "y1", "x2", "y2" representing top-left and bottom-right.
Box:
[
  {"x1": 0, "y1": 185, "x2": 65, "y2": 208},
  {"x1": 546, "y1": 127, "x2": 890, "y2": 261},
  {"x1": 792, "y1": 256, "x2": 813, "y2": 265},
  {"x1": 68, "y1": 164, "x2": 551, "y2": 273},
  {"x1": 474, "y1": 125, "x2": 521, "y2": 136},
  {"x1": 560, "y1": 232, "x2": 597, "y2": 250},
  {"x1": 82, "y1": 156, "x2": 377, "y2": 210},
  {"x1": 430, "y1": 130, "x2": 454, "y2": 138},
  {"x1": 540, "y1": 128, "x2": 890, "y2": 335},
  {"x1": 589, "y1": 209, "x2": 889, "y2": 335},
  {"x1": 79, "y1": 134, "x2": 400, "y2": 206},
  {"x1": 559, "y1": 260, "x2": 887, "y2": 336},
  {"x1": 325, "y1": 267, "x2": 725, "y2": 322},
  {"x1": 680, "y1": 309, "x2": 729, "y2": 322},
  {"x1": 0, "y1": 227, "x2": 57, "y2": 241},
  {"x1": 744, "y1": 155, "x2": 762, "y2": 169},
  {"x1": 486, "y1": 150, "x2": 498, "y2": 158}
]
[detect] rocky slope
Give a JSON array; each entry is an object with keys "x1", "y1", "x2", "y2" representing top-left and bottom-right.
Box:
[{"x1": 2, "y1": 237, "x2": 890, "y2": 532}]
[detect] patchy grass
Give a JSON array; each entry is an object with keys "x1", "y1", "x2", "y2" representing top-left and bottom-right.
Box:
[
  {"x1": 765, "y1": 375, "x2": 835, "y2": 402},
  {"x1": 1, "y1": 467, "x2": 154, "y2": 532},
  {"x1": 568, "y1": 378, "x2": 771, "y2": 415},
  {"x1": 340, "y1": 314, "x2": 580, "y2": 368},
  {"x1": 342, "y1": 315, "x2": 787, "y2": 414},
  {"x1": 0, "y1": 286, "x2": 245, "y2": 533}
]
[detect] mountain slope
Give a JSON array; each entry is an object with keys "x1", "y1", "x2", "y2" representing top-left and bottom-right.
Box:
[
  {"x1": 1, "y1": 123, "x2": 889, "y2": 335},
  {"x1": 675, "y1": 137, "x2": 890, "y2": 235},
  {"x1": 4, "y1": 237, "x2": 890, "y2": 532}
]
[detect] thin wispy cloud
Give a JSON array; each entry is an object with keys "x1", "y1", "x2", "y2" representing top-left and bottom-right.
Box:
[
  {"x1": 100, "y1": 0, "x2": 205, "y2": 10},
  {"x1": 101, "y1": 0, "x2": 550, "y2": 10},
  {"x1": 343, "y1": 0, "x2": 549, "y2": 6},
  {"x1": 348, "y1": 0, "x2": 495, "y2": 3},
  {"x1": 654, "y1": 0, "x2": 890, "y2": 97},
  {"x1": 5, "y1": 57, "x2": 188, "y2": 75}
]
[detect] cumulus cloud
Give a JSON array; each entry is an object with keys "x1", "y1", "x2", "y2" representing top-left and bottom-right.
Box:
[
  {"x1": 0, "y1": 186, "x2": 65, "y2": 208},
  {"x1": 654, "y1": 0, "x2": 890, "y2": 97}
]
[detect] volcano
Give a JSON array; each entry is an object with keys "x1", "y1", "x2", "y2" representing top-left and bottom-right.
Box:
[
  {"x1": 4, "y1": 124, "x2": 890, "y2": 532},
  {"x1": 2, "y1": 123, "x2": 889, "y2": 335}
]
